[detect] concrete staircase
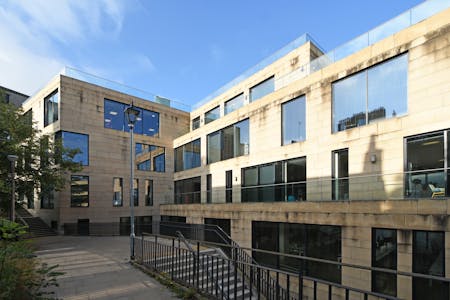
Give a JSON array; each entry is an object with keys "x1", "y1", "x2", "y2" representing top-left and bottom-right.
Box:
[
  {"x1": 16, "y1": 207, "x2": 56, "y2": 238},
  {"x1": 147, "y1": 247, "x2": 256, "y2": 299}
]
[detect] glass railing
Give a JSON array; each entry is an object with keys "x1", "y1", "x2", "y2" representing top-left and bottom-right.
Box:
[
  {"x1": 61, "y1": 66, "x2": 191, "y2": 111},
  {"x1": 192, "y1": 33, "x2": 319, "y2": 110},
  {"x1": 194, "y1": 0, "x2": 450, "y2": 110},
  {"x1": 281, "y1": 0, "x2": 450, "y2": 86},
  {"x1": 169, "y1": 168, "x2": 449, "y2": 204}
]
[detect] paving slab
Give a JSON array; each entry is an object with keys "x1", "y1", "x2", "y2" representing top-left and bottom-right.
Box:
[{"x1": 34, "y1": 236, "x2": 178, "y2": 300}]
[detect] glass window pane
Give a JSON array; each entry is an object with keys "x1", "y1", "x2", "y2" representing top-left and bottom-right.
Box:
[
  {"x1": 61, "y1": 131, "x2": 89, "y2": 166},
  {"x1": 192, "y1": 116, "x2": 200, "y2": 130},
  {"x1": 104, "y1": 99, "x2": 125, "y2": 131},
  {"x1": 413, "y1": 231, "x2": 448, "y2": 299},
  {"x1": 132, "y1": 107, "x2": 143, "y2": 134},
  {"x1": 332, "y1": 72, "x2": 367, "y2": 132},
  {"x1": 205, "y1": 106, "x2": 220, "y2": 124},
  {"x1": 372, "y1": 228, "x2": 397, "y2": 296},
  {"x1": 225, "y1": 93, "x2": 244, "y2": 115},
  {"x1": 368, "y1": 54, "x2": 407, "y2": 123},
  {"x1": 234, "y1": 119, "x2": 249, "y2": 156},
  {"x1": 154, "y1": 154, "x2": 165, "y2": 172},
  {"x1": 44, "y1": 90, "x2": 59, "y2": 127},
  {"x1": 252, "y1": 221, "x2": 279, "y2": 268},
  {"x1": 222, "y1": 125, "x2": 234, "y2": 160},
  {"x1": 143, "y1": 109, "x2": 159, "y2": 136},
  {"x1": 405, "y1": 132, "x2": 445, "y2": 198},
  {"x1": 145, "y1": 180, "x2": 153, "y2": 206},
  {"x1": 113, "y1": 177, "x2": 123, "y2": 207},
  {"x1": 207, "y1": 131, "x2": 221, "y2": 164},
  {"x1": 174, "y1": 177, "x2": 201, "y2": 204},
  {"x1": 250, "y1": 76, "x2": 274, "y2": 102},
  {"x1": 71, "y1": 175, "x2": 89, "y2": 207},
  {"x1": 243, "y1": 168, "x2": 258, "y2": 187},
  {"x1": 282, "y1": 96, "x2": 306, "y2": 145}
]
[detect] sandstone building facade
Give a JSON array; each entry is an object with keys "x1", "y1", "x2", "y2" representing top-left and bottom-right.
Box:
[{"x1": 22, "y1": 1, "x2": 450, "y2": 298}]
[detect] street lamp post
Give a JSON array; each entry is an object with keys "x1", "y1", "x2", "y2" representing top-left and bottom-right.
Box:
[
  {"x1": 7, "y1": 154, "x2": 18, "y2": 222},
  {"x1": 125, "y1": 104, "x2": 140, "y2": 260}
]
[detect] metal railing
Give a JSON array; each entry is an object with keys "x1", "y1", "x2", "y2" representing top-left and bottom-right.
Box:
[
  {"x1": 134, "y1": 232, "x2": 406, "y2": 300},
  {"x1": 171, "y1": 168, "x2": 450, "y2": 204}
]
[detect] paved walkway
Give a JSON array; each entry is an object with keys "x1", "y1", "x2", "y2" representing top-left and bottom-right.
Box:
[{"x1": 34, "y1": 236, "x2": 178, "y2": 300}]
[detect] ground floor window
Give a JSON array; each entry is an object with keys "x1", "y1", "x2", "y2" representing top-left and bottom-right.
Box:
[
  {"x1": 413, "y1": 230, "x2": 448, "y2": 300},
  {"x1": 174, "y1": 177, "x2": 201, "y2": 204},
  {"x1": 372, "y1": 228, "x2": 397, "y2": 296},
  {"x1": 252, "y1": 221, "x2": 341, "y2": 283}
]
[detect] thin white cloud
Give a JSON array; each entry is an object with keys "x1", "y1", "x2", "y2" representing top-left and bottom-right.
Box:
[
  {"x1": 0, "y1": 0, "x2": 132, "y2": 95},
  {"x1": 133, "y1": 54, "x2": 156, "y2": 72}
]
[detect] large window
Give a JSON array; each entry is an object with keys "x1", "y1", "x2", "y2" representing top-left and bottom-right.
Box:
[
  {"x1": 242, "y1": 157, "x2": 306, "y2": 202},
  {"x1": 250, "y1": 76, "x2": 274, "y2": 102},
  {"x1": 252, "y1": 221, "x2": 341, "y2": 283},
  {"x1": 282, "y1": 96, "x2": 306, "y2": 145},
  {"x1": 405, "y1": 130, "x2": 449, "y2": 198},
  {"x1": 332, "y1": 54, "x2": 407, "y2": 132},
  {"x1": 174, "y1": 139, "x2": 201, "y2": 172},
  {"x1": 174, "y1": 177, "x2": 201, "y2": 204},
  {"x1": 56, "y1": 131, "x2": 89, "y2": 166},
  {"x1": 44, "y1": 90, "x2": 59, "y2": 127},
  {"x1": 113, "y1": 177, "x2": 123, "y2": 207},
  {"x1": 71, "y1": 175, "x2": 89, "y2": 207},
  {"x1": 104, "y1": 99, "x2": 159, "y2": 136},
  {"x1": 136, "y1": 143, "x2": 165, "y2": 172},
  {"x1": 225, "y1": 93, "x2": 244, "y2": 115},
  {"x1": 204, "y1": 106, "x2": 220, "y2": 124},
  {"x1": 413, "y1": 231, "x2": 448, "y2": 299},
  {"x1": 372, "y1": 228, "x2": 397, "y2": 297},
  {"x1": 207, "y1": 119, "x2": 249, "y2": 164},
  {"x1": 145, "y1": 179, "x2": 153, "y2": 206}
]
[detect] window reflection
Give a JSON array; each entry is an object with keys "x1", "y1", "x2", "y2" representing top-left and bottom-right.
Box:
[
  {"x1": 225, "y1": 93, "x2": 244, "y2": 115},
  {"x1": 242, "y1": 157, "x2": 306, "y2": 202},
  {"x1": 57, "y1": 131, "x2": 89, "y2": 166},
  {"x1": 174, "y1": 139, "x2": 201, "y2": 172},
  {"x1": 104, "y1": 99, "x2": 159, "y2": 136},
  {"x1": 44, "y1": 90, "x2": 59, "y2": 127},
  {"x1": 205, "y1": 106, "x2": 220, "y2": 124},
  {"x1": 207, "y1": 119, "x2": 249, "y2": 164},
  {"x1": 71, "y1": 175, "x2": 89, "y2": 207},
  {"x1": 145, "y1": 179, "x2": 153, "y2": 206},
  {"x1": 413, "y1": 231, "x2": 448, "y2": 299},
  {"x1": 113, "y1": 177, "x2": 123, "y2": 207},
  {"x1": 174, "y1": 177, "x2": 201, "y2": 204},
  {"x1": 332, "y1": 54, "x2": 407, "y2": 132},
  {"x1": 135, "y1": 143, "x2": 165, "y2": 172},
  {"x1": 372, "y1": 228, "x2": 397, "y2": 296},
  {"x1": 250, "y1": 76, "x2": 274, "y2": 102},
  {"x1": 282, "y1": 96, "x2": 306, "y2": 145}
]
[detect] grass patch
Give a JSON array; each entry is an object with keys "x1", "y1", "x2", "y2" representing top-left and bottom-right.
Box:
[{"x1": 131, "y1": 261, "x2": 207, "y2": 300}]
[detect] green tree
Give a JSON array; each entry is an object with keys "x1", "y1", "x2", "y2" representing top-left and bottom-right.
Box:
[{"x1": 0, "y1": 90, "x2": 81, "y2": 212}]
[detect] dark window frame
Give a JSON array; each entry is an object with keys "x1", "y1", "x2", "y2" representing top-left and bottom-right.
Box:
[
  {"x1": 44, "y1": 89, "x2": 59, "y2": 127},
  {"x1": 70, "y1": 175, "x2": 89, "y2": 208}
]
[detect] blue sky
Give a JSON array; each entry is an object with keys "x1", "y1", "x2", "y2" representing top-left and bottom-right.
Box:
[{"x1": 0, "y1": 0, "x2": 423, "y2": 109}]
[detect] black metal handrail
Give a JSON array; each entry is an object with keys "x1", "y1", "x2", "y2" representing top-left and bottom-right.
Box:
[{"x1": 135, "y1": 233, "x2": 401, "y2": 300}]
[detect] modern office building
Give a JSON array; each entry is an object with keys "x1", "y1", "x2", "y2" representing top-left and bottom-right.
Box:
[{"x1": 21, "y1": 1, "x2": 450, "y2": 298}]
